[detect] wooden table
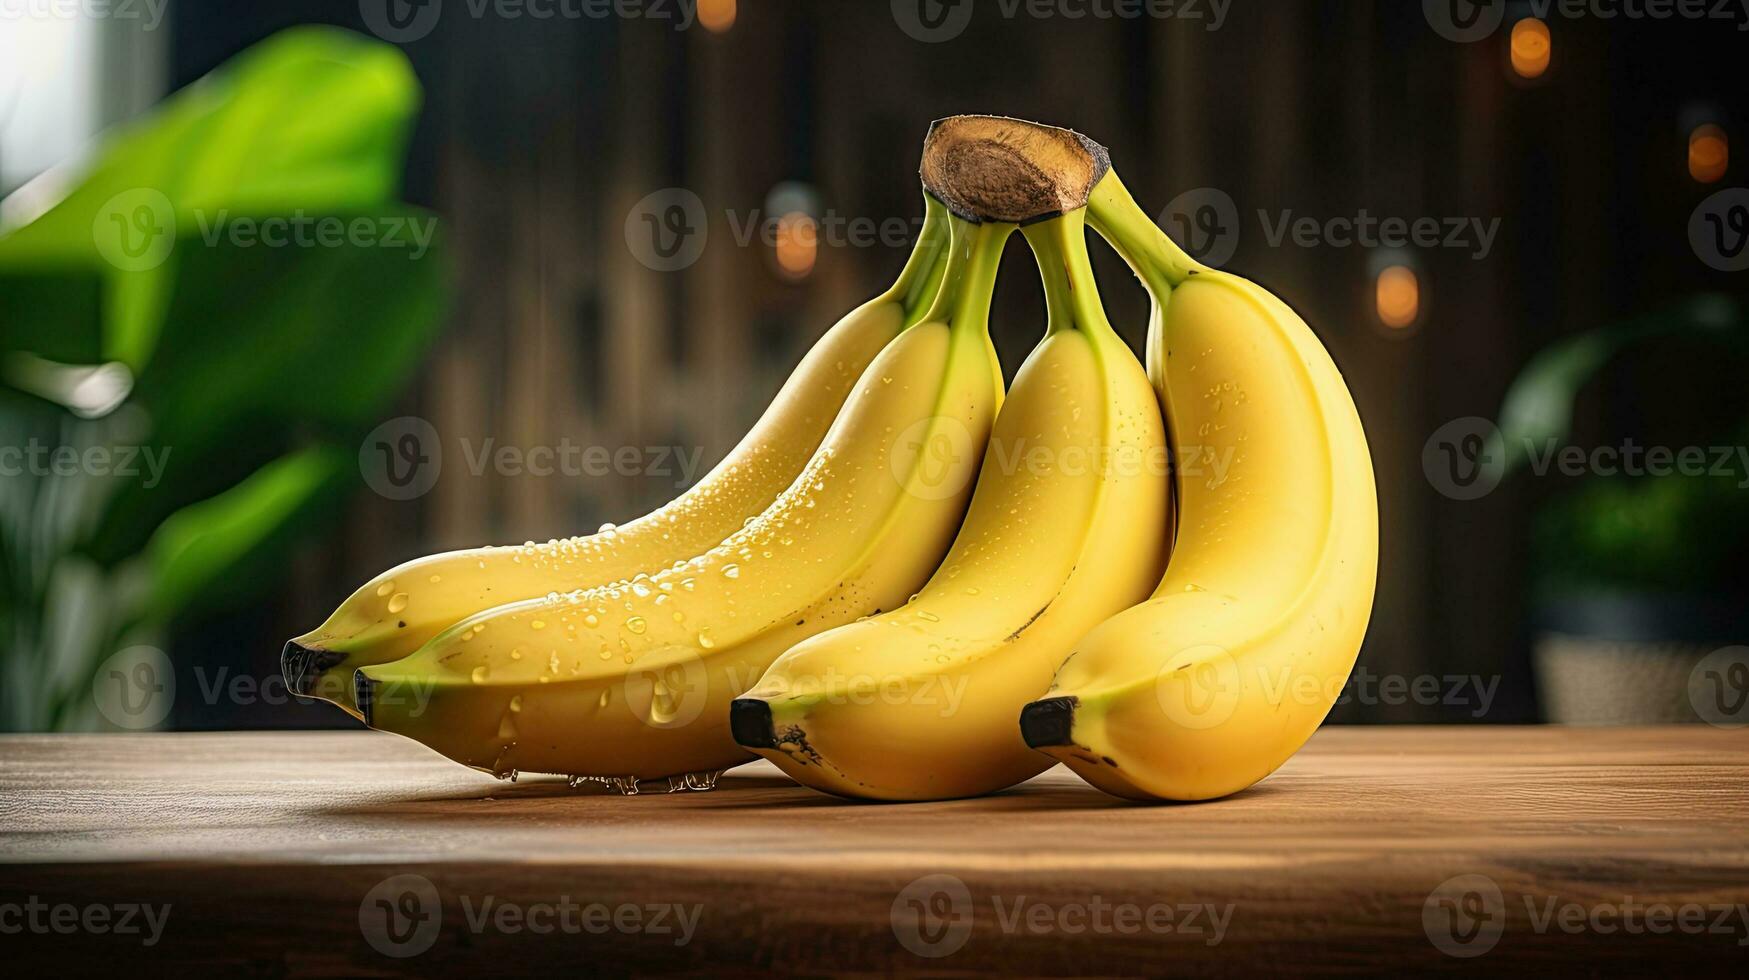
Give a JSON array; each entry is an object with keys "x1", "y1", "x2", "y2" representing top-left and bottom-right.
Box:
[{"x1": 3, "y1": 727, "x2": 1746, "y2": 974}]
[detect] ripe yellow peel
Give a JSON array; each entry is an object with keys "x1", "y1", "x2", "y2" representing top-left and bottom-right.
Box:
[
  {"x1": 738, "y1": 209, "x2": 1171, "y2": 800},
  {"x1": 285, "y1": 197, "x2": 952, "y2": 714},
  {"x1": 1026, "y1": 171, "x2": 1379, "y2": 801},
  {"x1": 357, "y1": 214, "x2": 1013, "y2": 781}
]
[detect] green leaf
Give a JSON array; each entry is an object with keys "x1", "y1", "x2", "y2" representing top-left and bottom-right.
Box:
[
  {"x1": 141, "y1": 446, "x2": 346, "y2": 625},
  {"x1": 0, "y1": 26, "x2": 422, "y2": 371},
  {"x1": 1493, "y1": 294, "x2": 1744, "y2": 474},
  {"x1": 85, "y1": 223, "x2": 449, "y2": 564}
]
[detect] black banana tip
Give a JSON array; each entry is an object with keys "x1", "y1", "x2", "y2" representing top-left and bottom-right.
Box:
[
  {"x1": 1019, "y1": 696, "x2": 1079, "y2": 749},
  {"x1": 281, "y1": 640, "x2": 343, "y2": 697},
  {"x1": 354, "y1": 672, "x2": 377, "y2": 727},
  {"x1": 729, "y1": 698, "x2": 777, "y2": 750}
]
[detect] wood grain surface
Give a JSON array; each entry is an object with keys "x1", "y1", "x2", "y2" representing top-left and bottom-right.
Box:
[{"x1": 2, "y1": 727, "x2": 1746, "y2": 974}]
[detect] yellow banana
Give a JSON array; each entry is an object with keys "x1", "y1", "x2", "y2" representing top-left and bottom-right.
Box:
[
  {"x1": 732, "y1": 206, "x2": 1170, "y2": 800},
  {"x1": 1021, "y1": 161, "x2": 1379, "y2": 802},
  {"x1": 355, "y1": 211, "x2": 1014, "y2": 785},
  {"x1": 283, "y1": 197, "x2": 951, "y2": 716}
]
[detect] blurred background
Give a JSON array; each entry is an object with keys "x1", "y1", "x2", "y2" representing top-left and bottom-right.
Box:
[{"x1": 2, "y1": 0, "x2": 1746, "y2": 731}]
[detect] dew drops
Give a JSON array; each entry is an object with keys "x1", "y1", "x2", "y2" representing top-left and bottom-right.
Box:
[
  {"x1": 697, "y1": 628, "x2": 715, "y2": 649},
  {"x1": 626, "y1": 616, "x2": 648, "y2": 635},
  {"x1": 509, "y1": 694, "x2": 523, "y2": 712},
  {"x1": 387, "y1": 592, "x2": 410, "y2": 614},
  {"x1": 531, "y1": 620, "x2": 547, "y2": 630},
  {"x1": 471, "y1": 665, "x2": 490, "y2": 684},
  {"x1": 583, "y1": 613, "x2": 600, "y2": 628},
  {"x1": 917, "y1": 610, "x2": 940, "y2": 623},
  {"x1": 376, "y1": 581, "x2": 395, "y2": 597},
  {"x1": 722, "y1": 564, "x2": 740, "y2": 579}
]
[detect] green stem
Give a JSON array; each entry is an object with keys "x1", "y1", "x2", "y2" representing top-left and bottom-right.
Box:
[
  {"x1": 1021, "y1": 208, "x2": 1117, "y2": 340},
  {"x1": 1086, "y1": 170, "x2": 1199, "y2": 296},
  {"x1": 916, "y1": 206, "x2": 1016, "y2": 331},
  {"x1": 893, "y1": 195, "x2": 952, "y2": 326}
]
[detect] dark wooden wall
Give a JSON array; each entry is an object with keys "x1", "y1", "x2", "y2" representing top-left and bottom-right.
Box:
[{"x1": 165, "y1": 1, "x2": 1747, "y2": 726}]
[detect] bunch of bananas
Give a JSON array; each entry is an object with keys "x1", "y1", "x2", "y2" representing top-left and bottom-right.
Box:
[{"x1": 284, "y1": 115, "x2": 1377, "y2": 803}]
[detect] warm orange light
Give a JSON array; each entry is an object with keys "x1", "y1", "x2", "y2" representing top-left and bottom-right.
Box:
[
  {"x1": 699, "y1": 0, "x2": 736, "y2": 33},
  {"x1": 1376, "y1": 265, "x2": 1420, "y2": 329},
  {"x1": 1689, "y1": 124, "x2": 1729, "y2": 184},
  {"x1": 774, "y1": 211, "x2": 817, "y2": 280},
  {"x1": 1510, "y1": 18, "x2": 1550, "y2": 79}
]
